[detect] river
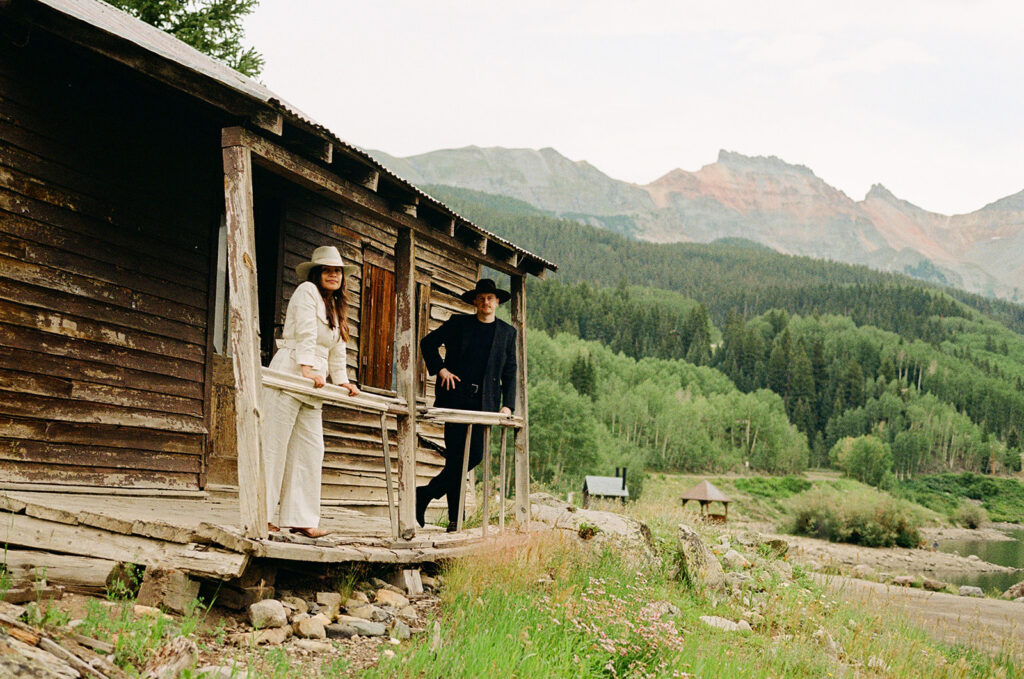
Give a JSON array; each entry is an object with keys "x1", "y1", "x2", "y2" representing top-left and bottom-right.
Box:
[{"x1": 937, "y1": 527, "x2": 1024, "y2": 593}]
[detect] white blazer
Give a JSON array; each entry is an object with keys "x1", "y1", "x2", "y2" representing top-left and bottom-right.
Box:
[{"x1": 267, "y1": 281, "x2": 349, "y2": 406}]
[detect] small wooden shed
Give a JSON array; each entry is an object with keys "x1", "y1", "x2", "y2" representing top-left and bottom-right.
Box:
[
  {"x1": 0, "y1": 0, "x2": 555, "y2": 541},
  {"x1": 582, "y1": 468, "x2": 629, "y2": 508},
  {"x1": 680, "y1": 480, "x2": 732, "y2": 522}
]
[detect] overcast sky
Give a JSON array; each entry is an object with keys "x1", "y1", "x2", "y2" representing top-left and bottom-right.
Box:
[{"x1": 244, "y1": 1, "x2": 1023, "y2": 216}]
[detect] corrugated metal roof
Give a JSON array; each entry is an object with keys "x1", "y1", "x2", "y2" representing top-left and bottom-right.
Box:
[
  {"x1": 583, "y1": 476, "x2": 629, "y2": 498},
  {"x1": 680, "y1": 480, "x2": 731, "y2": 503},
  {"x1": 31, "y1": 0, "x2": 556, "y2": 273}
]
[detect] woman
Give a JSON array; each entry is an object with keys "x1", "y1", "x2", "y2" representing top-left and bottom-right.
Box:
[{"x1": 262, "y1": 245, "x2": 359, "y2": 538}]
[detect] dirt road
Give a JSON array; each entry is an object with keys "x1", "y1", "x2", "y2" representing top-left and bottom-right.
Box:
[{"x1": 816, "y1": 574, "x2": 1024, "y2": 657}]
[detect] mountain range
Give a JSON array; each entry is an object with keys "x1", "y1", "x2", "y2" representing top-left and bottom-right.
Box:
[{"x1": 369, "y1": 146, "x2": 1024, "y2": 301}]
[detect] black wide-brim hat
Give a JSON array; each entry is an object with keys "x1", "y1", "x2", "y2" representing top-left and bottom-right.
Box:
[{"x1": 460, "y1": 278, "x2": 511, "y2": 304}]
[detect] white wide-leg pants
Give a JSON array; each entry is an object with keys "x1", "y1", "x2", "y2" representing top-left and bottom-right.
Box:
[{"x1": 262, "y1": 387, "x2": 324, "y2": 528}]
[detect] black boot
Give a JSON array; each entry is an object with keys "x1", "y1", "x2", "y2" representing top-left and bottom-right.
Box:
[{"x1": 415, "y1": 486, "x2": 428, "y2": 527}]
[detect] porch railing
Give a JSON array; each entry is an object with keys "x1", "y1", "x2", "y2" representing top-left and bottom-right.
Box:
[
  {"x1": 261, "y1": 368, "x2": 406, "y2": 537},
  {"x1": 419, "y1": 408, "x2": 525, "y2": 535}
]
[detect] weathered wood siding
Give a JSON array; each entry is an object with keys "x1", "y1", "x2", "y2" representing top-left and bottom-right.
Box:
[{"x1": 0, "y1": 32, "x2": 220, "y2": 489}]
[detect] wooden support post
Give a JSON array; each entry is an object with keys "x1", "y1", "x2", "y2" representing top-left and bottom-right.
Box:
[
  {"x1": 480, "y1": 425, "x2": 491, "y2": 538},
  {"x1": 510, "y1": 275, "x2": 530, "y2": 527},
  {"x1": 222, "y1": 141, "x2": 268, "y2": 540},
  {"x1": 360, "y1": 170, "x2": 380, "y2": 192},
  {"x1": 380, "y1": 412, "x2": 398, "y2": 539},
  {"x1": 456, "y1": 424, "x2": 473, "y2": 533},
  {"x1": 394, "y1": 227, "x2": 417, "y2": 538},
  {"x1": 499, "y1": 427, "x2": 508, "y2": 533}
]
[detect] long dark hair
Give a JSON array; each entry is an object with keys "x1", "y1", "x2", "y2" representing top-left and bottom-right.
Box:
[{"x1": 307, "y1": 266, "x2": 351, "y2": 342}]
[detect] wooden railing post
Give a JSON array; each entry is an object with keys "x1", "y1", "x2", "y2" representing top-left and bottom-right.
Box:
[
  {"x1": 510, "y1": 274, "x2": 530, "y2": 527},
  {"x1": 222, "y1": 138, "x2": 267, "y2": 539},
  {"x1": 394, "y1": 227, "x2": 417, "y2": 538}
]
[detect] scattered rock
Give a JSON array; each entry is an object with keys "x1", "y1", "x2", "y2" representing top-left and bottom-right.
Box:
[
  {"x1": 292, "y1": 639, "x2": 332, "y2": 653},
  {"x1": 763, "y1": 538, "x2": 789, "y2": 557},
  {"x1": 249, "y1": 600, "x2": 288, "y2": 629},
  {"x1": 326, "y1": 623, "x2": 358, "y2": 639},
  {"x1": 420, "y1": 575, "x2": 437, "y2": 591},
  {"x1": 851, "y1": 565, "x2": 875, "y2": 579},
  {"x1": 371, "y1": 577, "x2": 404, "y2": 594},
  {"x1": 922, "y1": 578, "x2": 947, "y2": 592},
  {"x1": 132, "y1": 604, "x2": 168, "y2": 620},
  {"x1": 293, "y1": 616, "x2": 326, "y2": 639},
  {"x1": 645, "y1": 601, "x2": 681, "y2": 619},
  {"x1": 382, "y1": 649, "x2": 396, "y2": 660},
  {"x1": 737, "y1": 620, "x2": 752, "y2": 631},
  {"x1": 196, "y1": 664, "x2": 250, "y2": 679},
  {"x1": 530, "y1": 492, "x2": 655, "y2": 560},
  {"x1": 959, "y1": 586, "x2": 984, "y2": 598},
  {"x1": 390, "y1": 619, "x2": 412, "y2": 640},
  {"x1": 967, "y1": 555, "x2": 981, "y2": 562},
  {"x1": 1004, "y1": 580, "x2": 1024, "y2": 600},
  {"x1": 375, "y1": 589, "x2": 410, "y2": 609},
  {"x1": 736, "y1": 531, "x2": 763, "y2": 548},
  {"x1": 726, "y1": 572, "x2": 753, "y2": 587},
  {"x1": 397, "y1": 605, "x2": 419, "y2": 621},
  {"x1": 281, "y1": 596, "x2": 308, "y2": 615},
  {"x1": 812, "y1": 627, "x2": 843, "y2": 658},
  {"x1": 770, "y1": 560, "x2": 793, "y2": 581},
  {"x1": 348, "y1": 591, "x2": 370, "y2": 605},
  {"x1": 891, "y1": 576, "x2": 916, "y2": 588},
  {"x1": 316, "y1": 592, "x2": 342, "y2": 620},
  {"x1": 722, "y1": 549, "x2": 752, "y2": 570},
  {"x1": 699, "y1": 615, "x2": 747, "y2": 632},
  {"x1": 348, "y1": 604, "x2": 389, "y2": 622},
  {"x1": 675, "y1": 524, "x2": 726, "y2": 590},
  {"x1": 339, "y1": 618, "x2": 386, "y2": 637}
]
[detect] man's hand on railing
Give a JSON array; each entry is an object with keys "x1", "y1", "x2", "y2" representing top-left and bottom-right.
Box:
[
  {"x1": 341, "y1": 383, "x2": 360, "y2": 397},
  {"x1": 300, "y1": 365, "x2": 325, "y2": 388}
]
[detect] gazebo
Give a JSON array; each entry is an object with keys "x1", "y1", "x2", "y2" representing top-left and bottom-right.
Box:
[{"x1": 680, "y1": 480, "x2": 732, "y2": 522}]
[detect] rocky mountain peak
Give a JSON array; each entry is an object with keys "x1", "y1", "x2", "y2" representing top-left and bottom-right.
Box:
[
  {"x1": 865, "y1": 184, "x2": 897, "y2": 201},
  {"x1": 715, "y1": 150, "x2": 816, "y2": 178}
]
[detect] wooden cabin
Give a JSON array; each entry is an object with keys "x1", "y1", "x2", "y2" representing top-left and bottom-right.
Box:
[
  {"x1": 581, "y1": 467, "x2": 629, "y2": 508},
  {"x1": 0, "y1": 0, "x2": 555, "y2": 546}
]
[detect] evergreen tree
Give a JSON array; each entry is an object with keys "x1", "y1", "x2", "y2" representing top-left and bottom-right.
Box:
[{"x1": 108, "y1": 0, "x2": 264, "y2": 76}]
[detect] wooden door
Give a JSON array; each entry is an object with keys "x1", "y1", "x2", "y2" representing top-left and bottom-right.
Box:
[{"x1": 359, "y1": 262, "x2": 396, "y2": 390}]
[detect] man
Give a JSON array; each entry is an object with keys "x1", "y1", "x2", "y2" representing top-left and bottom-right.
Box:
[{"x1": 416, "y1": 279, "x2": 517, "y2": 531}]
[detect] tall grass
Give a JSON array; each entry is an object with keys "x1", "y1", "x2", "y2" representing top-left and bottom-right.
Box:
[{"x1": 363, "y1": 529, "x2": 1021, "y2": 678}]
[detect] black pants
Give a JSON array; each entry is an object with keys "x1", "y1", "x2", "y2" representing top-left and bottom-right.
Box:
[{"x1": 420, "y1": 391, "x2": 487, "y2": 523}]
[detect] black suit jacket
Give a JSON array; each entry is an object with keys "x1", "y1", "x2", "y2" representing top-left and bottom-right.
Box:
[{"x1": 420, "y1": 314, "x2": 517, "y2": 413}]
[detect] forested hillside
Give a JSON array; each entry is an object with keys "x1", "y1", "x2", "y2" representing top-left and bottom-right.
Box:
[
  {"x1": 448, "y1": 184, "x2": 1024, "y2": 491},
  {"x1": 430, "y1": 185, "x2": 1024, "y2": 335}
]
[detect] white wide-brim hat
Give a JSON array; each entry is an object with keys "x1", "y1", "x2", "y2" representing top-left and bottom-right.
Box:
[{"x1": 296, "y1": 245, "x2": 358, "y2": 280}]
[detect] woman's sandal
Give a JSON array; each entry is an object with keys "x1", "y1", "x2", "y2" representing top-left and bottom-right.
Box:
[{"x1": 289, "y1": 526, "x2": 332, "y2": 538}]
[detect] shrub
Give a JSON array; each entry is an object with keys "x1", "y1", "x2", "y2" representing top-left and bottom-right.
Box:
[
  {"x1": 786, "y1": 486, "x2": 923, "y2": 548},
  {"x1": 953, "y1": 503, "x2": 988, "y2": 529}
]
